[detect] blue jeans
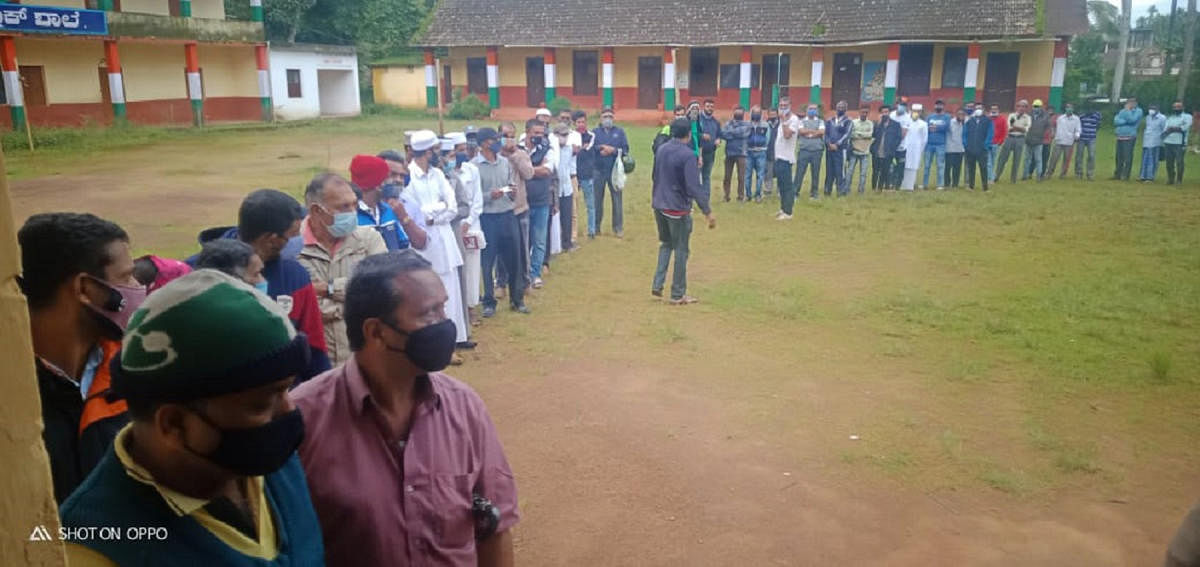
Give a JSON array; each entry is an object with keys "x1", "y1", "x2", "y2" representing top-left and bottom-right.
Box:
[
  {"x1": 846, "y1": 153, "x2": 870, "y2": 193},
  {"x1": 1139, "y1": 146, "x2": 1161, "y2": 180},
  {"x1": 528, "y1": 205, "x2": 550, "y2": 279},
  {"x1": 1023, "y1": 143, "x2": 1043, "y2": 179},
  {"x1": 987, "y1": 144, "x2": 999, "y2": 182},
  {"x1": 745, "y1": 150, "x2": 768, "y2": 199},
  {"x1": 922, "y1": 144, "x2": 946, "y2": 187},
  {"x1": 579, "y1": 178, "x2": 597, "y2": 236}
]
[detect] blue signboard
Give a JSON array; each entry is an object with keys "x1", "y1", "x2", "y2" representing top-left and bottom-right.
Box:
[{"x1": 0, "y1": 5, "x2": 108, "y2": 36}]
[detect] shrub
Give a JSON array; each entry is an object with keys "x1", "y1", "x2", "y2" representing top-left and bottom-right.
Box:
[
  {"x1": 448, "y1": 89, "x2": 490, "y2": 120},
  {"x1": 547, "y1": 96, "x2": 573, "y2": 116}
]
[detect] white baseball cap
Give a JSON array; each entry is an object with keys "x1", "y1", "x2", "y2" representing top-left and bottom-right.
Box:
[
  {"x1": 912, "y1": 103, "x2": 924, "y2": 111},
  {"x1": 535, "y1": 108, "x2": 552, "y2": 117}
]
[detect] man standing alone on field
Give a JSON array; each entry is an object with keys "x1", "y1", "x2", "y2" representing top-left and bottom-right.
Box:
[{"x1": 652, "y1": 118, "x2": 715, "y2": 305}]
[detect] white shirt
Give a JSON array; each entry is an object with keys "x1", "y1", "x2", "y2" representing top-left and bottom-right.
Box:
[
  {"x1": 406, "y1": 161, "x2": 463, "y2": 273},
  {"x1": 902, "y1": 118, "x2": 928, "y2": 169},
  {"x1": 774, "y1": 114, "x2": 802, "y2": 162},
  {"x1": 1054, "y1": 114, "x2": 1082, "y2": 146},
  {"x1": 454, "y1": 161, "x2": 484, "y2": 234},
  {"x1": 556, "y1": 133, "x2": 578, "y2": 197}
]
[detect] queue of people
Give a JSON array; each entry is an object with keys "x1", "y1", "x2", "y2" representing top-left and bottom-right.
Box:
[
  {"x1": 684, "y1": 95, "x2": 1193, "y2": 222},
  {"x1": 14, "y1": 108, "x2": 639, "y2": 566}
]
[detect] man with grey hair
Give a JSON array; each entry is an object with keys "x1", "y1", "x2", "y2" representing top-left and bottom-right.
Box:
[{"x1": 297, "y1": 172, "x2": 388, "y2": 365}]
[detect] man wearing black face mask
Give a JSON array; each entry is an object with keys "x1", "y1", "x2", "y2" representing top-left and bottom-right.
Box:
[
  {"x1": 294, "y1": 250, "x2": 519, "y2": 567},
  {"x1": 60, "y1": 269, "x2": 324, "y2": 565},
  {"x1": 720, "y1": 105, "x2": 751, "y2": 202},
  {"x1": 19, "y1": 212, "x2": 138, "y2": 505}
]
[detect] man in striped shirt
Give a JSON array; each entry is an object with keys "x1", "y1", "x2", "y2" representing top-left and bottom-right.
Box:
[{"x1": 1075, "y1": 109, "x2": 1102, "y2": 180}]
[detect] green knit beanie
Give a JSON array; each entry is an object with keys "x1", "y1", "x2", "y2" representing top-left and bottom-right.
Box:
[{"x1": 111, "y1": 269, "x2": 310, "y2": 403}]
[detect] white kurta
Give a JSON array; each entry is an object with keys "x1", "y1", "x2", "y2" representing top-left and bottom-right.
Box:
[
  {"x1": 407, "y1": 162, "x2": 467, "y2": 342},
  {"x1": 902, "y1": 119, "x2": 928, "y2": 170},
  {"x1": 455, "y1": 162, "x2": 485, "y2": 308}
]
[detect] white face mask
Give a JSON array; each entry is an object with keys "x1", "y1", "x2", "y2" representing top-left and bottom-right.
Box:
[
  {"x1": 1149, "y1": 109, "x2": 1157, "y2": 116},
  {"x1": 974, "y1": 109, "x2": 984, "y2": 117}
]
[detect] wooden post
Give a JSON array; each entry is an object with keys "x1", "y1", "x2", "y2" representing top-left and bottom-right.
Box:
[{"x1": 435, "y1": 57, "x2": 445, "y2": 136}]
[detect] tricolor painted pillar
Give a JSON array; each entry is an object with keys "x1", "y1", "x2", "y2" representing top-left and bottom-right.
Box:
[
  {"x1": 255, "y1": 44, "x2": 271, "y2": 122},
  {"x1": 809, "y1": 48, "x2": 823, "y2": 106},
  {"x1": 250, "y1": 0, "x2": 263, "y2": 22},
  {"x1": 663, "y1": 47, "x2": 676, "y2": 111},
  {"x1": 184, "y1": 42, "x2": 203, "y2": 126},
  {"x1": 486, "y1": 46, "x2": 499, "y2": 109},
  {"x1": 180, "y1": 0, "x2": 192, "y2": 17},
  {"x1": 884, "y1": 43, "x2": 899, "y2": 106},
  {"x1": 963, "y1": 43, "x2": 980, "y2": 104},
  {"x1": 543, "y1": 47, "x2": 556, "y2": 104},
  {"x1": 1049, "y1": 38, "x2": 1068, "y2": 110},
  {"x1": 424, "y1": 49, "x2": 437, "y2": 108},
  {"x1": 602, "y1": 47, "x2": 614, "y2": 109},
  {"x1": 739, "y1": 46, "x2": 752, "y2": 109},
  {"x1": 1, "y1": 37, "x2": 24, "y2": 129},
  {"x1": 104, "y1": 40, "x2": 126, "y2": 120}
]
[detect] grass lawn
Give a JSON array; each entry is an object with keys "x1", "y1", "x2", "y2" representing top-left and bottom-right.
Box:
[{"x1": 7, "y1": 113, "x2": 1200, "y2": 564}]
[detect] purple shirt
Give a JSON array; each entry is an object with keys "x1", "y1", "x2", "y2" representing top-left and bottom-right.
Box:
[{"x1": 291, "y1": 357, "x2": 519, "y2": 566}]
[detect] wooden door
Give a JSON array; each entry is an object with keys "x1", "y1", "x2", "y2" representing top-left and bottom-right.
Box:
[
  {"x1": 442, "y1": 64, "x2": 452, "y2": 103},
  {"x1": 168, "y1": 0, "x2": 181, "y2": 16},
  {"x1": 525, "y1": 56, "x2": 544, "y2": 107},
  {"x1": 761, "y1": 54, "x2": 790, "y2": 108},
  {"x1": 832, "y1": 52, "x2": 862, "y2": 109},
  {"x1": 637, "y1": 56, "x2": 661, "y2": 110},
  {"x1": 18, "y1": 66, "x2": 46, "y2": 106},
  {"x1": 983, "y1": 52, "x2": 1020, "y2": 111}
]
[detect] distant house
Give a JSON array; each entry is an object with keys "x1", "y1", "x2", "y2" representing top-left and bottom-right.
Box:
[
  {"x1": 392, "y1": 0, "x2": 1088, "y2": 114},
  {"x1": 268, "y1": 43, "x2": 360, "y2": 121},
  {"x1": 1111, "y1": 27, "x2": 1180, "y2": 77},
  {"x1": 0, "y1": 0, "x2": 274, "y2": 129},
  {"x1": 370, "y1": 52, "x2": 430, "y2": 109}
]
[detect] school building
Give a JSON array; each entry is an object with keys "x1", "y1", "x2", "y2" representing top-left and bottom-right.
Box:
[
  {"x1": 406, "y1": 0, "x2": 1087, "y2": 116},
  {"x1": 0, "y1": 0, "x2": 271, "y2": 128}
]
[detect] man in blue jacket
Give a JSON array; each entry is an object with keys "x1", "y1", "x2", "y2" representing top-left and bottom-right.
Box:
[
  {"x1": 720, "y1": 106, "x2": 751, "y2": 202},
  {"x1": 698, "y1": 99, "x2": 722, "y2": 198},
  {"x1": 592, "y1": 107, "x2": 630, "y2": 237},
  {"x1": 963, "y1": 107, "x2": 995, "y2": 191},
  {"x1": 652, "y1": 118, "x2": 716, "y2": 306},
  {"x1": 823, "y1": 101, "x2": 852, "y2": 197},
  {"x1": 1112, "y1": 97, "x2": 1143, "y2": 181}
]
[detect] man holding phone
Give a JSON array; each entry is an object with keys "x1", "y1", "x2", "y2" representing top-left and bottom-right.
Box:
[{"x1": 474, "y1": 127, "x2": 530, "y2": 316}]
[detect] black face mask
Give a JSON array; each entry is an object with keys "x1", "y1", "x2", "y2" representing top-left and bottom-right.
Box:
[
  {"x1": 751, "y1": 113, "x2": 762, "y2": 121},
  {"x1": 733, "y1": 113, "x2": 744, "y2": 121},
  {"x1": 384, "y1": 318, "x2": 457, "y2": 373},
  {"x1": 529, "y1": 136, "x2": 544, "y2": 147},
  {"x1": 186, "y1": 407, "x2": 305, "y2": 476}
]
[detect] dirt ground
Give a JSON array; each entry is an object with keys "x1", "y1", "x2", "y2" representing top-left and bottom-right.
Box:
[{"x1": 8, "y1": 118, "x2": 1197, "y2": 566}]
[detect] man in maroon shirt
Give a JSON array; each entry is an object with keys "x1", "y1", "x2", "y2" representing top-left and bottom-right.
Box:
[{"x1": 292, "y1": 250, "x2": 518, "y2": 567}]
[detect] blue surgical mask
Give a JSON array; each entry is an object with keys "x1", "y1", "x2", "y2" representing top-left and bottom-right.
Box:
[
  {"x1": 807, "y1": 109, "x2": 818, "y2": 117},
  {"x1": 455, "y1": 151, "x2": 469, "y2": 166},
  {"x1": 601, "y1": 117, "x2": 614, "y2": 128},
  {"x1": 254, "y1": 280, "x2": 269, "y2": 295},
  {"x1": 328, "y1": 210, "x2": 357, "y2": 238}
]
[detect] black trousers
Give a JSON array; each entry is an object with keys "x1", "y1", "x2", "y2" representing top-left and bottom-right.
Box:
[
  {"x1": 965, "y1": 151, "x2": 989, "y2": 190},
  {"x1": 480, "y1": 211, "x2": 525, "y2": 308},
  {"x1": 559, "y1": 195, "x2": 574, "y2": 250},
  {"x1": 945, "y1": 152, "x2": 964, "y2": 187},
  {"x1": 1115, "y1": 138, "x2": 1136, "y2": 180},
  {"x1": 872, "y1": 155, "x2": 893, "y2": 189},
  {"x1": 1164, "y1": 143, "x2": 1186, "y2": 184}
]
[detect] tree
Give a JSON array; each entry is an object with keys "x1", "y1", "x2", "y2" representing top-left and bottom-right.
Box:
[
  {"x1": 1182, "y1": 0, "x2": 1197, "y2": 100},
  {"x1": 1112, "y1": 0, "x2": 1132, "y2": 101},
  {"x1": 1065, "y1": 1, "x2": 1120, "y2": 101},
  {"x1": 263, "y1": 0, "x2": 319, "y2": 43}
]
